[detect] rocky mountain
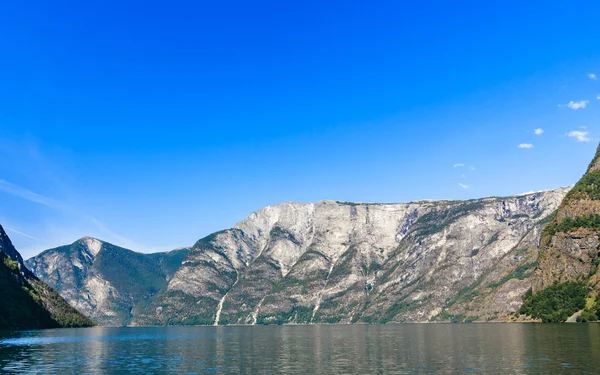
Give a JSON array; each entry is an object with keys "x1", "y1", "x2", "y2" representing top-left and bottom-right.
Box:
[
  {"x1": 25, "y1": 238, "x2": 189, "y2": 326},
  {"x1": 521, "y1": 144, "x2": 600, "y2": 322},
  {"x1": 0, "y1": 225, "x2": 94, "y2": 330},
  {"x1": 29, "y1": 187, "x2": 569, "y2": 325},
  {"x1": 139, "y1": 190, "x2": 569, "y2": 325}
]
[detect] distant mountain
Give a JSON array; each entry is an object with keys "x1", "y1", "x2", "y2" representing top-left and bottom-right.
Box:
[
  {"x1": 522, "y1": 144, "x2": 600, "y2": 322},
  {"x1": 25, "y1": 238, "x2": 189, "y2": 326},
  {"x1": 0, "y1": 225, "x2": 94, "y2": 330}
]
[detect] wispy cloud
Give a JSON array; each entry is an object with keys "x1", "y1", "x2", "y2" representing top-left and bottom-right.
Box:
[
  {"x1": 453, "y1": 163, "x2": 465, "y2": 168},
  {"x1": 4, "y1": 227, "x2": 39, "y2": 241},
  {"x1": 534, "y1": 128, "x2": 544, "y2": 135},
  {"x1": 0, "y1": 179, "x2": 147, "y2": 252},
  {"x1": 567, "y1": 131, "x2": 590, "y2": 142},
  {"x1": 589, "y1": 73, "x2": 597, "y2": 80},
  {"x1": 597, "y1": 95, "x2": 600, "y2": 100},
  {"x1": 518, "y1": 143, "x2": 534, "y2": 149},
  {"x1": 87, "y1": 218, "x2": 146, "y2": 251},
  {"x1": 458, "y1": 183, "x2": 469, "y2": 189},
  {"x1": 0, "y1": 180, "x2": 68, "y2": 211},
  {"x1": 561, "y1": 100, "x2": 589, "y2": 110}
]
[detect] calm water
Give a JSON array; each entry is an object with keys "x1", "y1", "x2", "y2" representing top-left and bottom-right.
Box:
[{"x1": 0, "y1": 324, "x2": 599, "y2": 374}]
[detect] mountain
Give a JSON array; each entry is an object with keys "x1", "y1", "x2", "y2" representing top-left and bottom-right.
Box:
[
  {"x1": 137, "y1": 190, "x2": 568, "y2": 325},
  {"x1": 137, "y1": 189, "x2": 568, "y2": 324},
  {"x1": 27, "y1": 189, "x2": 570, "y2": 325},
  {"x1": 0, "y1": 225, "x2": 94, "y2": 330},
  {"x1": 25, "y1": 238, "x2": 189, "y2": 326},
  {"x1": 521, "y1": 145, "x2": 600, "y2": 322}
]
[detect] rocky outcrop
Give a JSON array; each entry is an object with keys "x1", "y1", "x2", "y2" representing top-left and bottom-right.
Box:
[
  {"x1": 0, "y1": 225, "x2": 94, "y2": 329},
  {"x1": 532, "y1": 144, "x2": 600, "y2": 294}
]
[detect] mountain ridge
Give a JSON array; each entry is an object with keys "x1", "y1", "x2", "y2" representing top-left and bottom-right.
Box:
[{"x1": 28, "y1": 188, "x2": 569, "y2": 325}]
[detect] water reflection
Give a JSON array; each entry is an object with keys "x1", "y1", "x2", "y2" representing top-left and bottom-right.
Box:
[{"x1": 1, "y1": 324, "x2": 599, "y2": 374}]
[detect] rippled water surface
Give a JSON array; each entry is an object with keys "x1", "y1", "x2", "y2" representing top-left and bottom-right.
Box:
[{"x1": 1, "y1": 324, "x2": 599, "y2": 374}]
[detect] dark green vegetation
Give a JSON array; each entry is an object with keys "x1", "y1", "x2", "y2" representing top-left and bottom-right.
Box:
[
  {"x1": 514, "y1": 248, "x2": 528, "y2": 256},
  {"x1": 519, "y1": 282, "x2": 587, "y2": 322},
  {"x1": 92, "y1": 244, "x2": 190, "y2": 324},
  {"x1": 487, "y1": 262, "x2": 537, "y2": 289},
  {"x1": 541, "y1": 149, "x2": 600, "y2": 237},
  {"x1": 544, "y1": 214, "x2": 600, "y2": 237},
  {"x1": 433, "y1": 310, "x2": 478, "y2": 323},
  {"x1": 257, "y1": 305, "x2": 314, "y2": 325},
  {"x1": 0, "y1": 227, "x2": 94, "y2": 330},
  {"x1": 95, "y1": 244, "x2": 185, "y2": 301},
  {"x1": 0, "y1": 252, "x2": 59, "y2": 329},
  {"x1": 577, "y1": 296, "x2": 600, "y2": 322},
  {"x1": 134, "y1": 291, "x2": 218, "y2": 326},
  {"x1": 269, "y1": 226, "x2": 300, "y2": 245},
  {"x1": 27, "y1": 277, "x2": 96, "y2": 328},
  {"x1": 564, "y1": 170, "x2": 600, "y2": 202},
  {"x1": 412, "y1": 201, "x2": 484, "y2": 238}
]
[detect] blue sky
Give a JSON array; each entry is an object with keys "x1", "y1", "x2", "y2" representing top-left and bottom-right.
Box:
[{"x1": 1, "y1": 1, "x2": 599, "y2": 258}]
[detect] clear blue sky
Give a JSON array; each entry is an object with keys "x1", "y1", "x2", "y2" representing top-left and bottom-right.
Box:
[{"x1": 1, "y1": 1, "x2": 599, "y2": 257}]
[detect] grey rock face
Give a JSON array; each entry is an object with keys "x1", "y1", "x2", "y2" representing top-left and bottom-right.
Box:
[
  {"x1": 29, "y1": 188, "x2": 569, "y2": 325},
  {"x1": 533, "y1": 230, "x2": 600, "y2": 292},
  {"x1": 142, "y1": 189, "x2": 568, "y2": 325}
]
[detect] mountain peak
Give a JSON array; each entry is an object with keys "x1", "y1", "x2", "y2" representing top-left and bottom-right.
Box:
[
  {"x1": 76, "y1": 236, "x2": 104, "y2": 256},
  {"x1": 0, "y1": 224, "x2": 25, "y2": 266}
]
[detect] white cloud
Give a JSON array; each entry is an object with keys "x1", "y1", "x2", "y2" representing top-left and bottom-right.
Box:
[
  {"x1": 4, "y1": 227, "x2": 39, "y2": 241},
  {"x1": 589, "y1": 73, "x2": 597, "y2": 80},
  {"x1": 597, "y1": 95, "x2": 600, "y2": 100},
  {"x1": 453, "y1": 163, "x2": 465, "y2": 168},
  {"x1": 534, "y1": 128, "x2": 544, "y2": 135},
  {"x1": 563, "y1": 100, "x2": 589, "y2": 110},
  {"x1": 516, "y1": 189, "x2": 553, "y2": 196},
  {"x1": 469, "y1": 166, "x2": 475, "y2": 170},
  {"x1": 518, "y1": 143, "x2": 534, "y2": 149},
  {"x1": 0, "y1": 180, "x2": 67, "y2": 210},
  {"x1": 0, "y1": 179, "x2": 147, "y2": 252},
  {"x1": 567, "y1": 131, "x2": 590, "y2": 142},
  {"x1": 517, "y1": 191, "x2": 535, "y2": 196},
  {"x1": 458, "y1": 183, "x2": 469, "y2": 189}
]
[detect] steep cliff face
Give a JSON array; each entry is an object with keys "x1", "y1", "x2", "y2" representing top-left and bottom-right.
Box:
[
  {"x1": 25, "y1": 238, "x2": 189, "y2": 326},
  {"x1": 0, "y1": 225, "x2": 94, "y2": 330},
  {"x1": 533, "y1": 146, "x2": 600, "y2": 292},
  {"x1": 134, "y1": 189, "x2": 567, "y2": 325},
  {"x1": 524, "y1": 145, "x2": 600, "y2": 322}
]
